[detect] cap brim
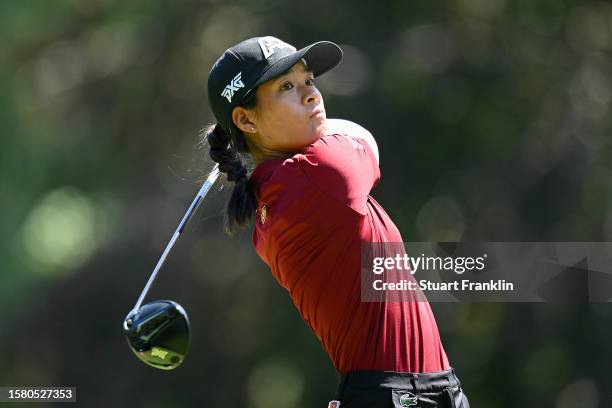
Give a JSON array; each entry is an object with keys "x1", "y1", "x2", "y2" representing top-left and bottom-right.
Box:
[{"x1": 252, "y1": 41, "x2": 343, "y2": 89}]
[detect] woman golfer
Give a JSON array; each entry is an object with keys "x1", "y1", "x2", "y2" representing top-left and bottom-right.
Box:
[{"x1": 205, "y1": 36, "x2": 470, "y2": 408}]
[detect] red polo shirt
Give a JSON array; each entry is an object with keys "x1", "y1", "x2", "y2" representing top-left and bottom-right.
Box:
[{"x1": 251, "y1": 133, "x2": 449, "y2": 374}]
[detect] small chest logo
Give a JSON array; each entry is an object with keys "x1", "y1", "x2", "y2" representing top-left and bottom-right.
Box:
[
  {"x1": 399, "y1": 392, "x2": 418, "y2": 407},
  {"x1": 221, "y1": 71, "x2": 245, "y2": 102},
  {"x1": 347, "y1": 136, "x2": 364, "y2": 151},
  {"x1": 260, "y1": 205, "x2": 267, "y2": 224}
]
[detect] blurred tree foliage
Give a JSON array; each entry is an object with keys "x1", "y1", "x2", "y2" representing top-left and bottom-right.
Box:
[{"x1": 1, "y1": 0, "x2": 611, "y2": 407}]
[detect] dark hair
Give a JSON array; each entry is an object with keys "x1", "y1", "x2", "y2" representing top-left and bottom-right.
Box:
[{"x1": 204, "y1": 90, "x2": 259, "y2": 236}]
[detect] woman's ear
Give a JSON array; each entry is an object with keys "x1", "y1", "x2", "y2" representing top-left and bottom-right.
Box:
[{"x1": 232, "y1": 106, "x2": 257, "y2": 134}]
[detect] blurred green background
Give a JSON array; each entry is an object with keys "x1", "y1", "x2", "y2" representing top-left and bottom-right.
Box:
[{"x1": 1, "y1": 0, "x2": 611, "y2": 406}]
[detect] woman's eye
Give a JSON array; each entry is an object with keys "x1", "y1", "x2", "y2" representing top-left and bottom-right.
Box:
[{"x1": 281, "y1": 78, "x2": 315, "y2": 90}]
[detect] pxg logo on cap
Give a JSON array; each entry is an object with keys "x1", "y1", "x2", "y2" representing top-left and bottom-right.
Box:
[{"x1": 220, "y1": 72, "x2": 244, "y2": 103}]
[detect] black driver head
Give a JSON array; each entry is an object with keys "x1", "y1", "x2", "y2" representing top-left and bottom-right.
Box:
[{"x1": 123, "y1": 300, "x2": 190, "y2": 370}]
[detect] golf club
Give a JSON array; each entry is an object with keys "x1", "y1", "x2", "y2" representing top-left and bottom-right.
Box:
[{"x1": 123, "y1": 164, "x2": 220, "y2": 370}]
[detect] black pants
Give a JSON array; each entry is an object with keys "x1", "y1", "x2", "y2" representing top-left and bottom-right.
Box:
[{"x1": 331, "y1": 368, "x2": 470, "y2": 408}]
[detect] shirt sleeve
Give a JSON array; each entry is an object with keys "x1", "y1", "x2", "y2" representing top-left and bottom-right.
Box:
[{"x1": 296, "y1": 133, "x2": 381, "y2": 215}]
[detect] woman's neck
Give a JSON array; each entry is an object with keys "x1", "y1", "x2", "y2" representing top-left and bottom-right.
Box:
[{"x1": 248, "y1": 142, "x2": 295, "y2": 165}]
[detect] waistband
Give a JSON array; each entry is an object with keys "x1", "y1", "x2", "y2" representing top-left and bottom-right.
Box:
[{"x1": 336, "y1": 368, "x2": 461, "y2": 395}]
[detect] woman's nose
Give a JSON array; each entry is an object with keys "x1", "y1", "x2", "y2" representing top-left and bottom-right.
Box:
[{"x1": 303, "y1": 88, "x2": 319, "y2": 105}]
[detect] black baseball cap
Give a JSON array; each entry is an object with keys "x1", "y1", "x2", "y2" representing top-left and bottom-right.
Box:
[{"x1": 207, "y1": 36, "x2": 343, "y2": 138}]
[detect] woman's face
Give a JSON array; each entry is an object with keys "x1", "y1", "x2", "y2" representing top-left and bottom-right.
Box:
[{"x1": 232, "y1": 60, "x2": 328, "y2": 158}]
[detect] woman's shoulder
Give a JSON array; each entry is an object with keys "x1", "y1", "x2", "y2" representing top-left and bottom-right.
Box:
[
  {"x1": 250, "y1": 129, "x2": 380, "y2": 216},
  {"x1": 298, "y1": 133, "x2": 379, "y2": 187}
]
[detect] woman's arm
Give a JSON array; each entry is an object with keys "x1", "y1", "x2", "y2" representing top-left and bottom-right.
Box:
[{"x1": 325, "y1": 118, "x2": 380, "y2": 165}]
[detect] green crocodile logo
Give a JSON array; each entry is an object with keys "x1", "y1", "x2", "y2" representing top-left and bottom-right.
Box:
[{"x1": 399, "y1": 392, "x2": 418, "y2": 407}]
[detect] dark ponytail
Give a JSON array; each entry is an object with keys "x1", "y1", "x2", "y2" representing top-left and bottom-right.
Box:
[{"x1": 204, "y1": 123, "x2": 258, "y2": 236}]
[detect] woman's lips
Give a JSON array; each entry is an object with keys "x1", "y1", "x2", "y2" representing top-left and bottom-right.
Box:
[{"x1": 309, "y1": 109, "x2": 324, "y2": 118}]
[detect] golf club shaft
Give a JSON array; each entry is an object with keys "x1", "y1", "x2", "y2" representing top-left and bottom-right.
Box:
[{"x1": 131, "y1": 164, "x2": 221, "y2": 313}]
